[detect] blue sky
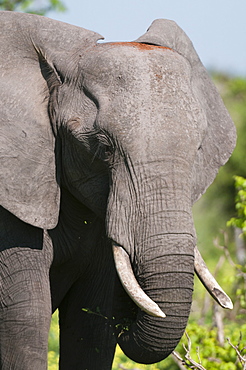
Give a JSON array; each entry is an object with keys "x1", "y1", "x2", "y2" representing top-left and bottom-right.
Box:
[{"x1": 49, "y1": 0, "x2": 246, "y2": 76}]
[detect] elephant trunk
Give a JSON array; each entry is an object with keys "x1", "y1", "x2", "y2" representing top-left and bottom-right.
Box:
[
  {"x1": 116, "y1": 233, "x2": 195, "y2": 364},
  {"x1": 108, "y1": 165, "x2": 196, "y2": 363}
]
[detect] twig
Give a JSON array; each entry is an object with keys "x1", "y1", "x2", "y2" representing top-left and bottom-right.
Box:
[
  {"x1": 213, "y1": 304, "x2": 224, "y2": 346},
  {"x1": 195, "y1": 347, "x2": 202, "y2": 366},
  {"x1": 183, "y1": 339, "x2": 207, "y2": 369},
  {"x1": 227, "y1": 337, "x2": 246, "y2": 369},
  {"x1": 172, "y1": 333, "x2": 207, "y2": 370},
  {"x1": 214, "y1": 231, "x2": 246, "y2": 279},
  {"x1": 172, "y1": 351, "x2": 190, "y2": 370},
  {"x1": 119, "y1": 365, "x2": 142, "y2": 370}
]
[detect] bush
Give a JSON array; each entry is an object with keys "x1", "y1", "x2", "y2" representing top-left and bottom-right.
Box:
[
  {"x1": 227, "y1": 176, "x2": 246, "y2": 236},
  {"x1": 48, "y1": 310, "x2": 59, "y2": 369},
  {"x1": 174, "y1": 322, "x2": 246, "y2": 370}
]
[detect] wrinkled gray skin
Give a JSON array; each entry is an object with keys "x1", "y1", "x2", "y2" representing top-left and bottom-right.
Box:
[{"x1": 0, "y1": 11, "x2": 236, "y2": 369}]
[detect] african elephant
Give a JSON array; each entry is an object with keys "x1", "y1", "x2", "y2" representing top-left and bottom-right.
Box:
[{"x1": 0, "y1": 11, "x2": 236, "y2": 370}]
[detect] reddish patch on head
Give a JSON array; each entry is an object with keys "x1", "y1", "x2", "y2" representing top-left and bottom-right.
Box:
[{"x1": 107, "y1": 42, "x2": 173, "y2": 52}]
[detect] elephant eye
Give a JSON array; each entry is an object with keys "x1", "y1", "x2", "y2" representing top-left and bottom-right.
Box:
[
  {"x1": 104, "y1": 146, "x2": 114, "y2": 161},
  {"x1": 91, "y1": 140, "x2": 113, "y2": 164},
  {"x1": 96, "y1": 144, "x2": 114, "y2": 163},
  {"x1": 94, "y1": 131, "x2": 115, "y2": 163}
]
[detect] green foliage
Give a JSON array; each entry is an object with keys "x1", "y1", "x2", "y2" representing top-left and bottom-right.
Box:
[
  {"x1": 48, "y1": 313, "x2": 246, "y2": 370},
  {"x1": 48, "y1": 311, "x2": 59, "y2": 369},
  {"x1": 0, "y1": 0, "x2": 66, "y2": 15},
  {"x1": 175, "y1": 322, "x2": 246, "y2": 370},
  {"x1": 193, "y1": 75, "x2": 246, "y2": 259},
  {"x1": 112, "y1": 320, "x2": 246, "y2": 369},
  {"x1": 227, "y1": 176, "x2": 246, "y2": 236},
  {"x1": 210, "y1": 75, "x2": 246, "y2": 211},
  {"x1": 112, "y1": 345, "x2": 177, "y2": 369}
]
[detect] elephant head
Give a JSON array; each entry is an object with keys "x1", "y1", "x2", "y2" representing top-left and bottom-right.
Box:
[{"x1": 0, "y1": 12, "x2": 236, "y2": 365}]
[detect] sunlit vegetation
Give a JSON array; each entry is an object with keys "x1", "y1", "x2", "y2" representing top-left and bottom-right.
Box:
[
  {"x1": 193, "y1": 74, "x2": 246, "y2": 260},
  {"x1": 48, "y1": 310, "x2": 59, "y2": 369},
  {"x1": 0, "y1": 0, "x2": 66, "y2": 14}
]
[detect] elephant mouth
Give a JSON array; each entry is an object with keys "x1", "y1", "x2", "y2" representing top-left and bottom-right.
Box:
[{"x1": 112, "y1": 243, "x2": 233, "y2": 317}]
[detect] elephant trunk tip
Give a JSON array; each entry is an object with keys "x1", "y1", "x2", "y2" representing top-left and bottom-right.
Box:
[{"x1": 118, "y1": 331, "x2": 175, "y2": 365}]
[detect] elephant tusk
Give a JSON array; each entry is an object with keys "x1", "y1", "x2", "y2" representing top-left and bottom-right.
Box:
[
  {"x1": 112, "y1": 244, "x2": 166, "y2": 318},
  {"x1": 194, "y1": 246, "x2": 233, "y2": 309}
]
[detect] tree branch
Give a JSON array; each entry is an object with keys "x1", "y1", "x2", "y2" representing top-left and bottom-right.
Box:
[
  {"x1": 227, "y1": 337, "x2": 246, "y2": 369},
  {"x1": 172, "y1": 333, "x2": 207, "y2": 370}
]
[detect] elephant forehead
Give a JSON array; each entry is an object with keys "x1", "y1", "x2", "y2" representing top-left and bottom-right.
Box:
[
  {"x1": 79, "y1": 43, "x2": 204, "y2": 164},
  {"x1": 83, "y1": 41, "x2": 173, "y2": 58},
  {"x1": 81, "y1": 42, "x2": 187, "y2": 79},
  {"x1": 81, "y1": 42, "x2": 191, "y2": 93},
  {"x1": 103, "y1": 42, "x2": 173, "y2": 52}
]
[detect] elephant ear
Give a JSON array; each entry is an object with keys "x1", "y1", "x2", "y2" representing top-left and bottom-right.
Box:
[
  {"x1": 0, "y1": 11, "x2": 102, "y2": 228},
  {"x1": 136, "y1": 19, "x2": 236, "y2": 203}
]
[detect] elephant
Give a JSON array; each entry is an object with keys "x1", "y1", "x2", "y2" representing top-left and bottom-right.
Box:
[{"x1": 0, "y1": 11, "x2": 236, "y2": 370}]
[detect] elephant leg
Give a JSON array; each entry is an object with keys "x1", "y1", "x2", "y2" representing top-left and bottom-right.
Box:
[
  {"x1": 0, "y1": 246, "x2": 52, "y2": 369},
  {"x1": 0, "y1": 208, "x2": 53, "y2": 369},
  {"x1": 58, "y1": 247, "x2": 117, "y2": 370}
]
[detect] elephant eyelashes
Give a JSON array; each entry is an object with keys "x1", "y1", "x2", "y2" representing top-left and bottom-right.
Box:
[
  {"x1": 92, "y1": 131, "x2": 115, "y2": 162},
  {"x1": 103, "y1": 146, "x2": 114, "y2": 161},
  {"x1": 94, "y1": 142, "x2": 114, "y2": 163},
  {"x1": 75, "y1": 128, "x2": 114, "y2": 165},
  {"x1": 80, "y1": 133, "x2": 111, "y2": 164}
]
